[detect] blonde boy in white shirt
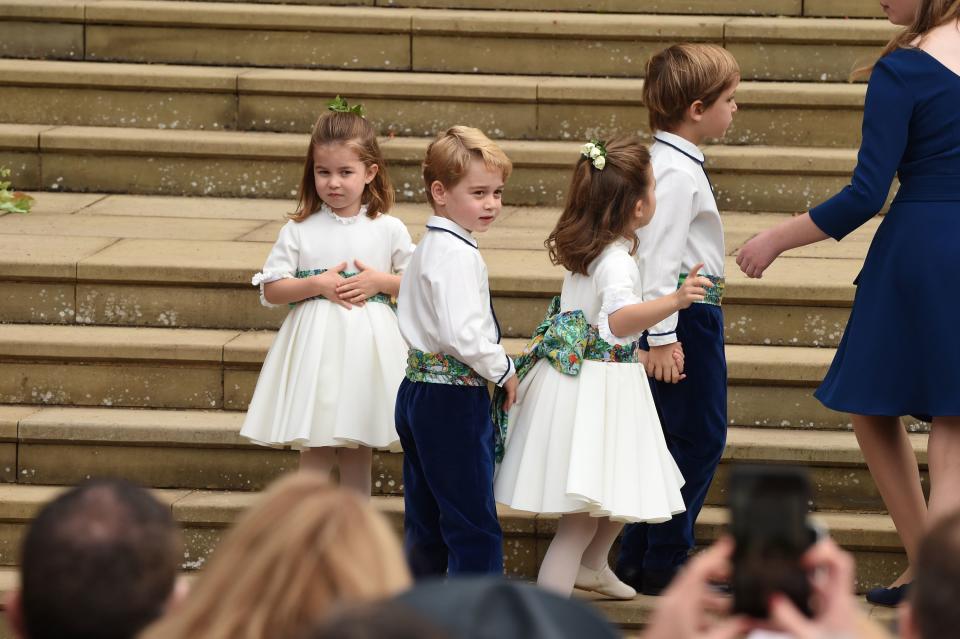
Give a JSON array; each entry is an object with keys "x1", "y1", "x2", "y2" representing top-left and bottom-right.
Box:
[{"x1": 395, "y1": 126, "x2": 518, "y2": 577}]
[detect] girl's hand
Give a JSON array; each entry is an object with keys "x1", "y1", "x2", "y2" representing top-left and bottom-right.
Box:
[
  {"x1": 309, "y1": 261, "x2": 354, "y2": 310},
  {"x1": 674, "y1": 263, "x2": 713, "y2": 310},
  {"x1": 336, "y1": 259, "x2": 386, "y2": 305},
  {"x1": 737, "y1": 230, "x2": 782, "y2": 279}
]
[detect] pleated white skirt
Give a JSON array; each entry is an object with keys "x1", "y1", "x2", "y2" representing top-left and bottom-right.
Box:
[
  {"x1": 494, "y1": 360, "x2": 686, "y2": 523},
  {"x1": 240, "y1": 299, "x2": 405, "y2": 451}
]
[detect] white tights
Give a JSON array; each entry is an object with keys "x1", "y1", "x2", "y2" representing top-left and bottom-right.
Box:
[
  {"x1": 537, "y1": 512, "x2": 624, "y2": 596},
  {"x1": 299, "y1": 446, "x2": 373, "y2": 498}
]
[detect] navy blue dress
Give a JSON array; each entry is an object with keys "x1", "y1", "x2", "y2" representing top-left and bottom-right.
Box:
[{"x1": 811, "y1": 48, "x2": 960, "y2": 417}]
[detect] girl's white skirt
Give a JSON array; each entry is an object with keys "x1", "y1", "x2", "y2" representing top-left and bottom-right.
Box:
[
  {"x1": 494, "y1": 359, "x2": 686, "y2": 523},
  {"x1": 240, "y1": 299, "x2": 405, "y2": 451}
]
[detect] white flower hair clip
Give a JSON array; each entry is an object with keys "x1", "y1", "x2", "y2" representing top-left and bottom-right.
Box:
[{"x1": 580, "y1": 140, "x2": 607, "y2": 170}]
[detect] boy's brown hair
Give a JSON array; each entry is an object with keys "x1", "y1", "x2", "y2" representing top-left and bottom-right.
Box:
[
  {"x1": 292, "y1": 110, "x2": 394, "y2": 222},
  {"x1": 422, "y1": 126, "x2": 513, "y2": 208},
  {"x1": 643, "y1": 44, "x2": 740, "y2": 133},
  {"x1": 545, "y1": 135, "x2": 652, "y2": 276}
]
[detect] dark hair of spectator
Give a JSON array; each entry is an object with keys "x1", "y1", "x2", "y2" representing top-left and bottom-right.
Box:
[
  {"x1": 913, "y1": 509, "x2": 960, "y2": 639},
  {"x1": 20, "y1": 478, "x2": 180, "y2": 639}
]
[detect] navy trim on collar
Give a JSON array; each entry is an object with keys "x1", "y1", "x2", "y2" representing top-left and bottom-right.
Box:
[
  {"x1": 426, "y1": 225, "x2": 478, "y2": 249},
  {"x1": 653, "y1": 136, "x2": 715, "y2": 194},
  {"x1": 654, "y1": 136, "x2": 703, "y2": 165}
]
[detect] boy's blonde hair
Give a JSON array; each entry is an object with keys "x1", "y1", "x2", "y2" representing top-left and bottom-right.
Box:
[
  {"x1": 139, "y1": 473, "x2": 411, "y2": 639},
  {"x1": 643, "y1": 44, "x2": 740, "y2": 133},
  {"x1": 422, "y1": 126, "x2": 513, "y2": 207}
]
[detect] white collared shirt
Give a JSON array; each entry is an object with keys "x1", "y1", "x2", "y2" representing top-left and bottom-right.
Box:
[
  {"x1": 636, "y1": 130, "x2": 725, "y2": 346},
  {"x1": 397, "y1": 215, "x2": 515, "y2": 386}
]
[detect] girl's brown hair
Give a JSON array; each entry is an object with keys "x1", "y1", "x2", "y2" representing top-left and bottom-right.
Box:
[
  {"x1": 139, "y1": 473, "x2": 412, "y2": 639},
  {"x1": 291, "y1": 111, "x2": 395, "y2": 222},
  {"x1": 854, "y1": 0, "x2": 960, "y2": 78},
  {"x1": 546, "y1": 135, "x2": 652, "y2": 276}
]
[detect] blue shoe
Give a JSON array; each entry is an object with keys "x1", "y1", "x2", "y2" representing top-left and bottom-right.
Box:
[{"x1": 865, "y1": 582, "x2": 911, "y2": 607}]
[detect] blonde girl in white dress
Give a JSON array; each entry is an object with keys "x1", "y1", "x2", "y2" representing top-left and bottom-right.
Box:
[
  {"x1": 493, "y1": 136, "x2": 712, "y2": 598},
  {"x1": 241, "y1": 102, "x2": 414, "y2": 497}
]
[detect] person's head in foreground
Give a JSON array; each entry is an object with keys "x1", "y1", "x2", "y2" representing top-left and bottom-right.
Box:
[
  {"x1": 901, "y1": 509, "x2": 960, "y2": 639},
  {"x1": 395, "y1": 576, "x2": 621, "y2": 639},
  {"x1": 140, "y1": 472, "x2": 412, "y2": 639},
  {"x1": 297, "y1": 600, "x2": 451, "y2": 639},
  {"x1": 5, "y1": 478, "x2": 183, "y2": 639}
]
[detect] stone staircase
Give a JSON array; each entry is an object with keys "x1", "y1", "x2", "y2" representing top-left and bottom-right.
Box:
[{"x1": 0, "y1": 0, "x2": 910, "y2": 633}]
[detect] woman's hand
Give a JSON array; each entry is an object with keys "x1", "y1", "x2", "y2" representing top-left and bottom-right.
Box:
[{"x1": 736, "y1": 230, "x2": 783, "y2": 279}]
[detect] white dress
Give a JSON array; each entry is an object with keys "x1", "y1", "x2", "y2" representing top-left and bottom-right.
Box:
[
  {"x1": 240, "y1": 205, "x2": 415, "y2": 452},
  {"x1": 494, "y1": 240, "x2": 686, "y2": 523}
]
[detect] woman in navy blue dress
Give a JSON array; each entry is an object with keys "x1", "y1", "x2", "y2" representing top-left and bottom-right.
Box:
[{"x1": 737, "y1": 0, "x2": 960, "y2": 606}]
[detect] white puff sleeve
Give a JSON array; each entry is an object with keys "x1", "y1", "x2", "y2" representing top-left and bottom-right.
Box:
[
  {"x1": 389, "y1": 217, "x2": 416, "y2": 274},
  {"x1": 595, "y1": 247, "x2": 644, "y2": 346},
  {"x1": 252, "y1": 221, "x2": 299, "y2": 308}
]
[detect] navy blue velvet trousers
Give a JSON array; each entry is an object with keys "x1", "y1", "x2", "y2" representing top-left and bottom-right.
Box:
[
  {"x1": 395, "y1": 378, "x2": 504, "y2": 577},
  {"x1": 617, "y1": 303, "x2": 727, "y2": 572}
]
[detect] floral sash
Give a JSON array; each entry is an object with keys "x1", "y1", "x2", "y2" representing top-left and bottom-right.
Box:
[
  {"x1": 492, "y1": 296, "x2": 643, "y2": 462},
  {"x1": 404, "y1": 349, "x2": 486, "y2": 387}
]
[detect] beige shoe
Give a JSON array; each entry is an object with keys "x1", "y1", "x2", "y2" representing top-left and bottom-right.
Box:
[{"x1": 574, "y1": 564, "x2": 637, "y2": 600}]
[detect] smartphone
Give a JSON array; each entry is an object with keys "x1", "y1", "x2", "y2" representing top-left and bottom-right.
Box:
[{"x1": 729, "y1": 464, "x2": 818, "y2": 619}]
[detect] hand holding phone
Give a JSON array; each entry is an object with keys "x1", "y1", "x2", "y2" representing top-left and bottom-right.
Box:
[{"x1": 729, "y1": 465, "x2": 818, "y2": 619}]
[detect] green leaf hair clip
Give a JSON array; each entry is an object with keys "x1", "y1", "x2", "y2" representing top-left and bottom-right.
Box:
[
  {"x1": 327, "y1": 95, "x2": 365, "y2": 117},
  {"x1": 580, "y1": 140, "x2": 607, "y2": 170}
]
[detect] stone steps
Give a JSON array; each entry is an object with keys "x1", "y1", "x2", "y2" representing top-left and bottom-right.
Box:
[
  {"x1": 1, "y1": 1, "x2": 895, "y2": 81},
  {"x1": 0, "y1": 322, "x2": 926, "y2": 433},
  {"x1": 0, "y1": 480, "x2": 909, "y2": 593},
  {"x1": 2, "y1": 124, "x2": 877, "y2": 210},
  {"x1": 0, "y1": 405, "x2": 928, "y2": 512},
  {"x1": 0, "y1": 59, "x2": 869, "y2": 147},
  {"x1": 1, "y1": 193, "x2": 876, "y2": 349},
  {"x1": 143, "y1": 0, "x2": 884, "y2": 19}
]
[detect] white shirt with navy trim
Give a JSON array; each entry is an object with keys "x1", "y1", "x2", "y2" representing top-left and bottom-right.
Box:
[
  {"x1": 397, "y1": 215, "x2": 515, "y2": 386},
  {"x1": 635, "y1": 130, "x2": 725, "y2": 347}
]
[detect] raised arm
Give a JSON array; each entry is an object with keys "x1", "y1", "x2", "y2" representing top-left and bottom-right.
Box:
[{"x1": 738, "y1": 56, "x2": 913, "y2": 278}]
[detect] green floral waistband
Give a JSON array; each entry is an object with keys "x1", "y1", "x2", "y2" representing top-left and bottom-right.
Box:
[
  {"x1": 491, "y1": 296, "x2": 642, "y2": 462},
  {"x1": 405, "y1": 349, "x2": 486, "y2": 387},
  {"x1": 292, "y1": 268, "x2": 394, "y2": 308},
  {"x1": 678, "y1": 272, "x2": 725, "y2": 306}
]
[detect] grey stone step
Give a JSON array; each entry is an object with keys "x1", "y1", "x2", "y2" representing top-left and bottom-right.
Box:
[
  {"x1": 0, "y1": 2, "x2": 896, "y2": 81},
  {"x1": 0, "y1": 323, "x2": 927, "y2": 433},
  {"x1": 0, "y1": 481, "x2": 911, "y2": 594},
  {"x1": 146, "y1": 0, "x2": 885, "y2": 19},
  {"x1": 1, "y1": 405, "x2": 928, "y2": 514},
  {"x1": 0, "y1": 59, "x2": 869, "y2": 147},
  {"x1": 0, "y1": 193, "x2": 885, "y2": 349},
  {"x1": 1, "y1": 124, "x2": 874, "y2": 210}
]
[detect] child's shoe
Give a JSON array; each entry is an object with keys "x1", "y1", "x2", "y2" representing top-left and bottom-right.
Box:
[{"x1": 575, "y1": 564, "x2": 637, "y2": 600}]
